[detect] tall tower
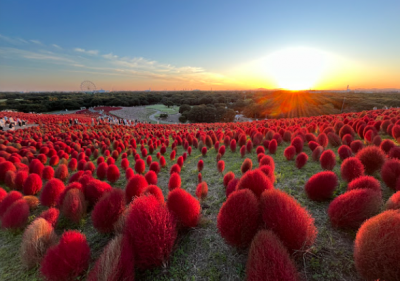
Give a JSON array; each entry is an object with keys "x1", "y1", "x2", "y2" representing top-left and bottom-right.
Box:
[{"x1": 347, "y1": 85, "x2": 350, "y2": 92}]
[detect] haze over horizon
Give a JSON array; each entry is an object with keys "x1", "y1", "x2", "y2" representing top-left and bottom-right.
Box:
[{"x1": 0, "y1": 0, "x2": 399, "y2": 92}]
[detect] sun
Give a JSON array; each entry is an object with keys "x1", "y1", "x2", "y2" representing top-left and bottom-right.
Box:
[{"x1": 264, "y1": 47, "x2": 329, "y2": 90}]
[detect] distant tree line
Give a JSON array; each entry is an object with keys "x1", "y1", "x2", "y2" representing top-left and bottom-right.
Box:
[{"x1": 1, "y1": 90, "x2": 400, "y2": 120}]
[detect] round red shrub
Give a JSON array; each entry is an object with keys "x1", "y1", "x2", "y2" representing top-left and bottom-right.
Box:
[
  {"x1": 259, "y1": 155, "x2": 275, "y2": 171},
  {"x1": 149, "y1": 161, "x2": 160, "y2": 174},
  {"x1": 143, "y1": 185, "x2": 165, "y2": 204},
  {"x1": 170, "y1": 164, "x2": 181, "y2": 175},
  {"x1": 342, "y1": 134, "x2": 354, "y2": 146},
  {"x1": 0, "y1": 187, "x2": 7, "y2": 204},
  {"x1": 134, "y1": 159, "x2": 146, "y2": 174},
  {"x1": 240, "y1": 145, "x2": 246, "y2": 157},
  {"x1": 305, "y1": 171, "x2": 338, "y2": 201},
  {"x1": 246, "y1": 230, "x2": 299, "y2": 281},
  {"x1": 317, "y1": 133, "x2": 329, "y2": 148},
  {"x1": 385, "y1": 191, "x2": 400, "y2": 210},
  {"x1": 217, "y1": 160, "x2": 225, "y2": 173},
  {"x1": 260, "y1": 189, "x2": 317, "y2": 253},
  {"x1": 55, "y1": 164, "x2": 69, "y2": 181},
  {"x1": 38, "y1": 207, "x2": 59, "y2": 227},
  {"x1": 62, "y1": 188, "x2": 87, "y2": 224},
  {"x1": 338, "y1": 145, "x2": 352, "y2": 160},
  {"x1": 125, "y1": 195, "x2": 177, "y2": 270},
  {"x1": 340, "y1": 157, "x2": 364, "y2": 182},
  {"x1": 40, "y1": 230, "x2": 90, "y2": 281},
  {"x1": 1, "y1": 198, "x2": 29, "y2": 229},
  {"x1": 230, "y1": 139, "x2": 237, "y2": 152},
  {"x1": 145, "y1": 170, "x2": 158, "y2": 185},
  {"x1": 295, "y1": 152, "x2": 308, "y2": 169},
  {"x1": 198, "y1": 172, "x2": 202, "y2": 183},
  {"x1": 347, "y1": 175, "x2": 381, "y2": 192},
  {"x1": 328, "y1": 188, "x2": 382, "y2": 229},
  {"x1": 96, "y1": 162, "x2": 108, "y2": 180},
  {"x1": 354, "y1": 210, "x2": 400, "y2": 281},
  {"x1": 106, "y1": 164, "x2": 120, "y2": 183},
  {"x1": 291, "y1": 137, "x2": 304, "y2": 154},
  {"x1": 308, "y1": 141, "x2": 319, "y2": 152},
  {"x1": 15, "y1": 170, "x2": 28, "y2": 191},
  {"x1": 223, "y1": 171, "x2": 235, "y2": 187},
  {"x1": 197, "y1": 159, "x2": 204, "y2": 172},
  {"x1": 92, "y1": 188, "x2": 125, "y2": 233},
  {"x1": 0, "y1": 190, "x2": 23, "y2": 218},
  {"x1": 68, "y1": 158, "x2": 78, "y2": 171},
  {"x1": 312, "y1": 146, "x2": 324, "y2": 162},
  {"x1": 255, "y1": 146, "x2": 264, "y2": 155},
  {"x1": 356, "y1": 146, "x2": 386, "y2": 175},
  {"x1": 284, "y1": 146, "x2": 296, "y2": 160},
  {"x1": 237, "y1": 169, "x2": 273, "y2": 198},
  {"x1": 226, "y1": 178, "x2": 239, "y2": 198},
  {"x1": 380, "y1": 139, "x2": 396, "y2": 154},
  {"x1": 0, "y1": 161, "x2": 16, "y2": 181},
  {"x1": 196, "y1": 182, "x2": 208, "y2": 199},
  {"x1": 201, "y1": 146, "x2": 207, "y2": 156},
  {"x1": 23, "y1": 173, "x2": 42, "y2": 195},
  {"x1": 167, "y1": 188, "x2": 200, "y2": 228},
  {"x1": 42, "y1": 166, "x2": 54, "y2": 180},
  {"x1": 388, "y1": 146, "x2": 400, "y2": 160},
  {"x1": 84, "y1": 179, "x2": 112, "y2": 206},
  {"x1": 125, "y1": 174, "x2": 148, "y2": 203},
  {"x1": 217, "y1": 189, "x2": 260, "y2": 248},
  {"x1": 320, "y1": 149, "x2": 336, "y2": 170},
  {"x1": 40, "y1": 178, "x2": 65, "y2": 207},
  {"x1": 84, "y1": 161, "x2": 96, "y2": 173},
  {"x1": 177, "y1": 156, "x2": 184, "y2": 168},
  {"x1": 49, "y1": 155, "x2": 59, "y2": 166},
  {"x1": 380, "y1": 158, "x2": 400, "y2": 190},
  {"x1": 350, "y1": 140, "x2": 364, "y2": 154},
  {"x1": 125, "y1": 167, "x2": 134, "y2": 180},
  {"x1": 121, "y1": 158, "x2": 129, "y2": 170},
  {"x1": 168, "y1": 172, "x2": 181, "y2": 191},
  {"x1": 268, "y1": 139, "x2": 277, "y2": 154}
]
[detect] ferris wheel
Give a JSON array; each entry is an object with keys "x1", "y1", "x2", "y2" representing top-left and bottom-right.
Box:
[{"x1": 80, "y1": 80, "x2": 96, "y2": 93}]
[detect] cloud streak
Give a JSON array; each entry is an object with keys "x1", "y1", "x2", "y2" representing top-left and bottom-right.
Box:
[{"x1": 74, "y1": 48, "x2": 99, "y2": 55}]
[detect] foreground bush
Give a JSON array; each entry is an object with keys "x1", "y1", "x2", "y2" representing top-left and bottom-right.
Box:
[
  {"x1": 88, "y1": 234, "x2": 135, "y2": 281},
  {"x1": 304, "y1": 171, "x2": 338, "y2": 201},
  {"x1": 125, "y1": 195, "x2": 177, "y2": 270},
  {"x1": 340, "y1": 157, "x2": 364, "y2": 182},
  {"x1": 356, "y1": 146, "x2": 386, "y2": 175},
  {"x1": 246, "y1": 230, "x2": 299, "y2": 281},
  {"x1": 237, "y1": 169, "x2": 273, "y2": 198},
  {"x1": 167, "y1": 188, "x2": 200, "y2": 228},
  {"x1": 40, "y1": 178, "x2": 65, "y2": 207},
  {"x1": 61, "y1": 188, "x2": 87, "y2": 224},
  {"x1": 1, "y1": 198, "x2": 30, "y2": 229},
  {"x1": 328, "y1": 188, "x2": 382, "y2": 229},
  {"x1": 354, "y1": 210, "x2": 400, "y2": 281},
  {"x1": 260, "y1": 189, "x2": 317, "y2": 253},
  {"x1": 40, "y1": 230, "x2": 91, "y2": 281},
  {"x1": 92, "y1": 189, "x2": 125, "y2": 233},
  {"x1": 217, "y1": 189, "x2": 260, "y2": 248},
  {"x1": 20, "y1": 218, "x2": 57, "y2": 269}
]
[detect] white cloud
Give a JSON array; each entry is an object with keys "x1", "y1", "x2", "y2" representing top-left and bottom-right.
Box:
[
  {"x1": 52, "y1": 44, "x2": 62, "y2": 49},
  {"x1": 0, "y1": 47, "x2": 76, "y2": 64},
  {"x1": 30, "y1": 39, "x2": 43, "y2": 45},
  {"x1": 74, "y1": 48, "x2": 99, "y2": 55},
  {"x1": 102, "y1": 53, "x2": 118, "y2": 59}
]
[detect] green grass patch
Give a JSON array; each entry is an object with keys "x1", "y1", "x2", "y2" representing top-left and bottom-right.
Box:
[{"x1": 146, "y1": 104, "x2": 179, "y2": 114}]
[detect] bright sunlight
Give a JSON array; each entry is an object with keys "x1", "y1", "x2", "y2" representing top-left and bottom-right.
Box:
[{"x1": 264, "y1": 47, "x2": 329, "y2": 90}]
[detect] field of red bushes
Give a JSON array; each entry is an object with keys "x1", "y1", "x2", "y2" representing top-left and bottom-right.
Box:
[{"x1": 0, "y1": 108, "x2": 400, "y2": 280}]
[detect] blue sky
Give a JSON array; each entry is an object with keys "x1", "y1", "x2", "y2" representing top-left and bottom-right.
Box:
[{"x1": 0, "y1": 0, "x2": 399, "y2": 91}]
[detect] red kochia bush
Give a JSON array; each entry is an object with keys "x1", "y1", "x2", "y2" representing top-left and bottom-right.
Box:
[
  {"x1": 121, "y1": 158, "x2": 129, "y2": 170},
  {"x1": 338, "y1": 145, "x2": 352, "y2": 160},
  {"x1": 380, "y1": 158, "x2": 400, "y2": 190},
  {"x1": 134, "y1": 159, "x2": 146, "y2": 174},
  {"x1": 1, "y1": 198, "x2": 30, "y2": 229},
  {"x1": 350, "y1": 140, "x2": 364, "y2": 153},
  {"x1": 259, "y1": 155, "x2": 275, "y2": 171},
  {"x1": 320, "y1": 149, "x2": 336, "y2": 170},
  {"x1": 15, "y1": 170, "x2": 28, "y2": 191},
  {"x1": 305, "y1": 171, "x2": 338, "y2": 201},
  {"x1": 62, "y1": 188, "x2": 87, "y2": 224},
  {"x1": 196, "y1": 182, "x2": 208, "y2": 199},
  {"x1": 42, "y1": 166, "x2": 54, "y2": 180},
  {"x1": 145, "y1": 170, "x2": 158, "y2": 185},
  {"x1": 347, "y1": 175, "x2": 381, "y2": 192},
  {"x1": 226, "y1": 178, "x2": 239, "y2": 197},
  {"x1": 38, "y1": 207, "x2": 59, "y2": 227},
  {"x1": 0, "y1": 161, "x2": 16, "y2": 181},
  {"x1": 87, "y1": 234, "x2": 135, "y2": 281},
  {"x1": 354, "y1": 210, "x2": 400, "y2": 281},
  {"x1": 68, "y1": 158, "x2": 78, "y2": 171},
  {"x1": 223, "y1": 171, "x2": 235, "y2": 187},
  {"x1": 328, "y1": 188, "x2": 382, "y2": 229},
  {"x1": 340, "y1": 157, "x2": 365, "y2": 182},
  {"x1": 240, "y1": 158, "x2": 253, "y2": 174},
  {"x1": 23, "y1": 173, "x2": 42, "y2": 195},
  {"x1": 106, "y1": 164, "x2": 120, "y2": 183},
  {"x1": 356, "y1": 146, "x2": 386, "y2": 175},
  {"x1": 167, "y1": 188, "x2": 201, "y2": 228},
  {"x1": 217, "y1": 189, "x2": 260, "y2": 248},
  {"x1": 197, "y1": 159, "x2": 204, "y2": 172},
  {"x1": 268, "y1": 139, "x2": 277, "y2": 154},
  {"x1": 96, "y1": 162, "x2": 108, "y2": 180},
  {"x1": 92, "y1": 188, "x2": 125, "y2": 233},
  {"x1": 246, "y1": 230, "x2": 299, "y2": 281},
  {"x1": 55, "y1": 164, "x2": 69, "y2": 181},
  {"x1": 380, "y1": 139, "x2": 396, "y2": 154},
  {"x1": 143, "y1": 185, "x2": 165, "y2": 204},
  {"x1": 385, "y1": 191, "x2": 400, "y2": 210},
  {"x1": 389, "y1": 146, "x2": 400, "y2": 160},
  {"x1": 40, "y1": 230, "x2": 90, "y2": 281},
  {"x1": 84, "y1": 179, "x2": 112, "y2": 206},
  {"x1": 125, "y1": 168, "x2": 134, "y2": 180},
  {"x1": 295, "y1": 152, "x2": 308, "y2": 169},
  {"x1": 237, "y1": 169, "x2": 273, "y2": 198},
  {"x1": 291, "y1": 137, "x2": 304, "y2": 154},
  {"x1": 40, "y1": 179, "x2": 65, "y2": 207},
  {"x1": 125, "y1": 195, "x2": 177, "y2": 270},
  {"x1": 260, "y1": 189, "x2": 317, "y2": 253},
  {"x1": 217, "y1": 160, "x2": 225, "y2": 173},
  {"x1": 284, "y1": 146, "x2": 296, "y2": 160},
  {"x1": 201, "y1": 146, "x2": 207, "y2": 156},
  {"x1": 149, "y1": 162, "x2": 160, "y2": 174},
  {"x1": 170, "y1": 164, "x2": 181, "y2": 175},
  {"x1": 0, "y1": 187, "x2": 7, "y2": 204},
  {"x1": 168, "y1": 172, "x2": 181, "y2": 191},
  {"x1": 125, "y1": 174, "x2": 148, "y2": 203}
]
